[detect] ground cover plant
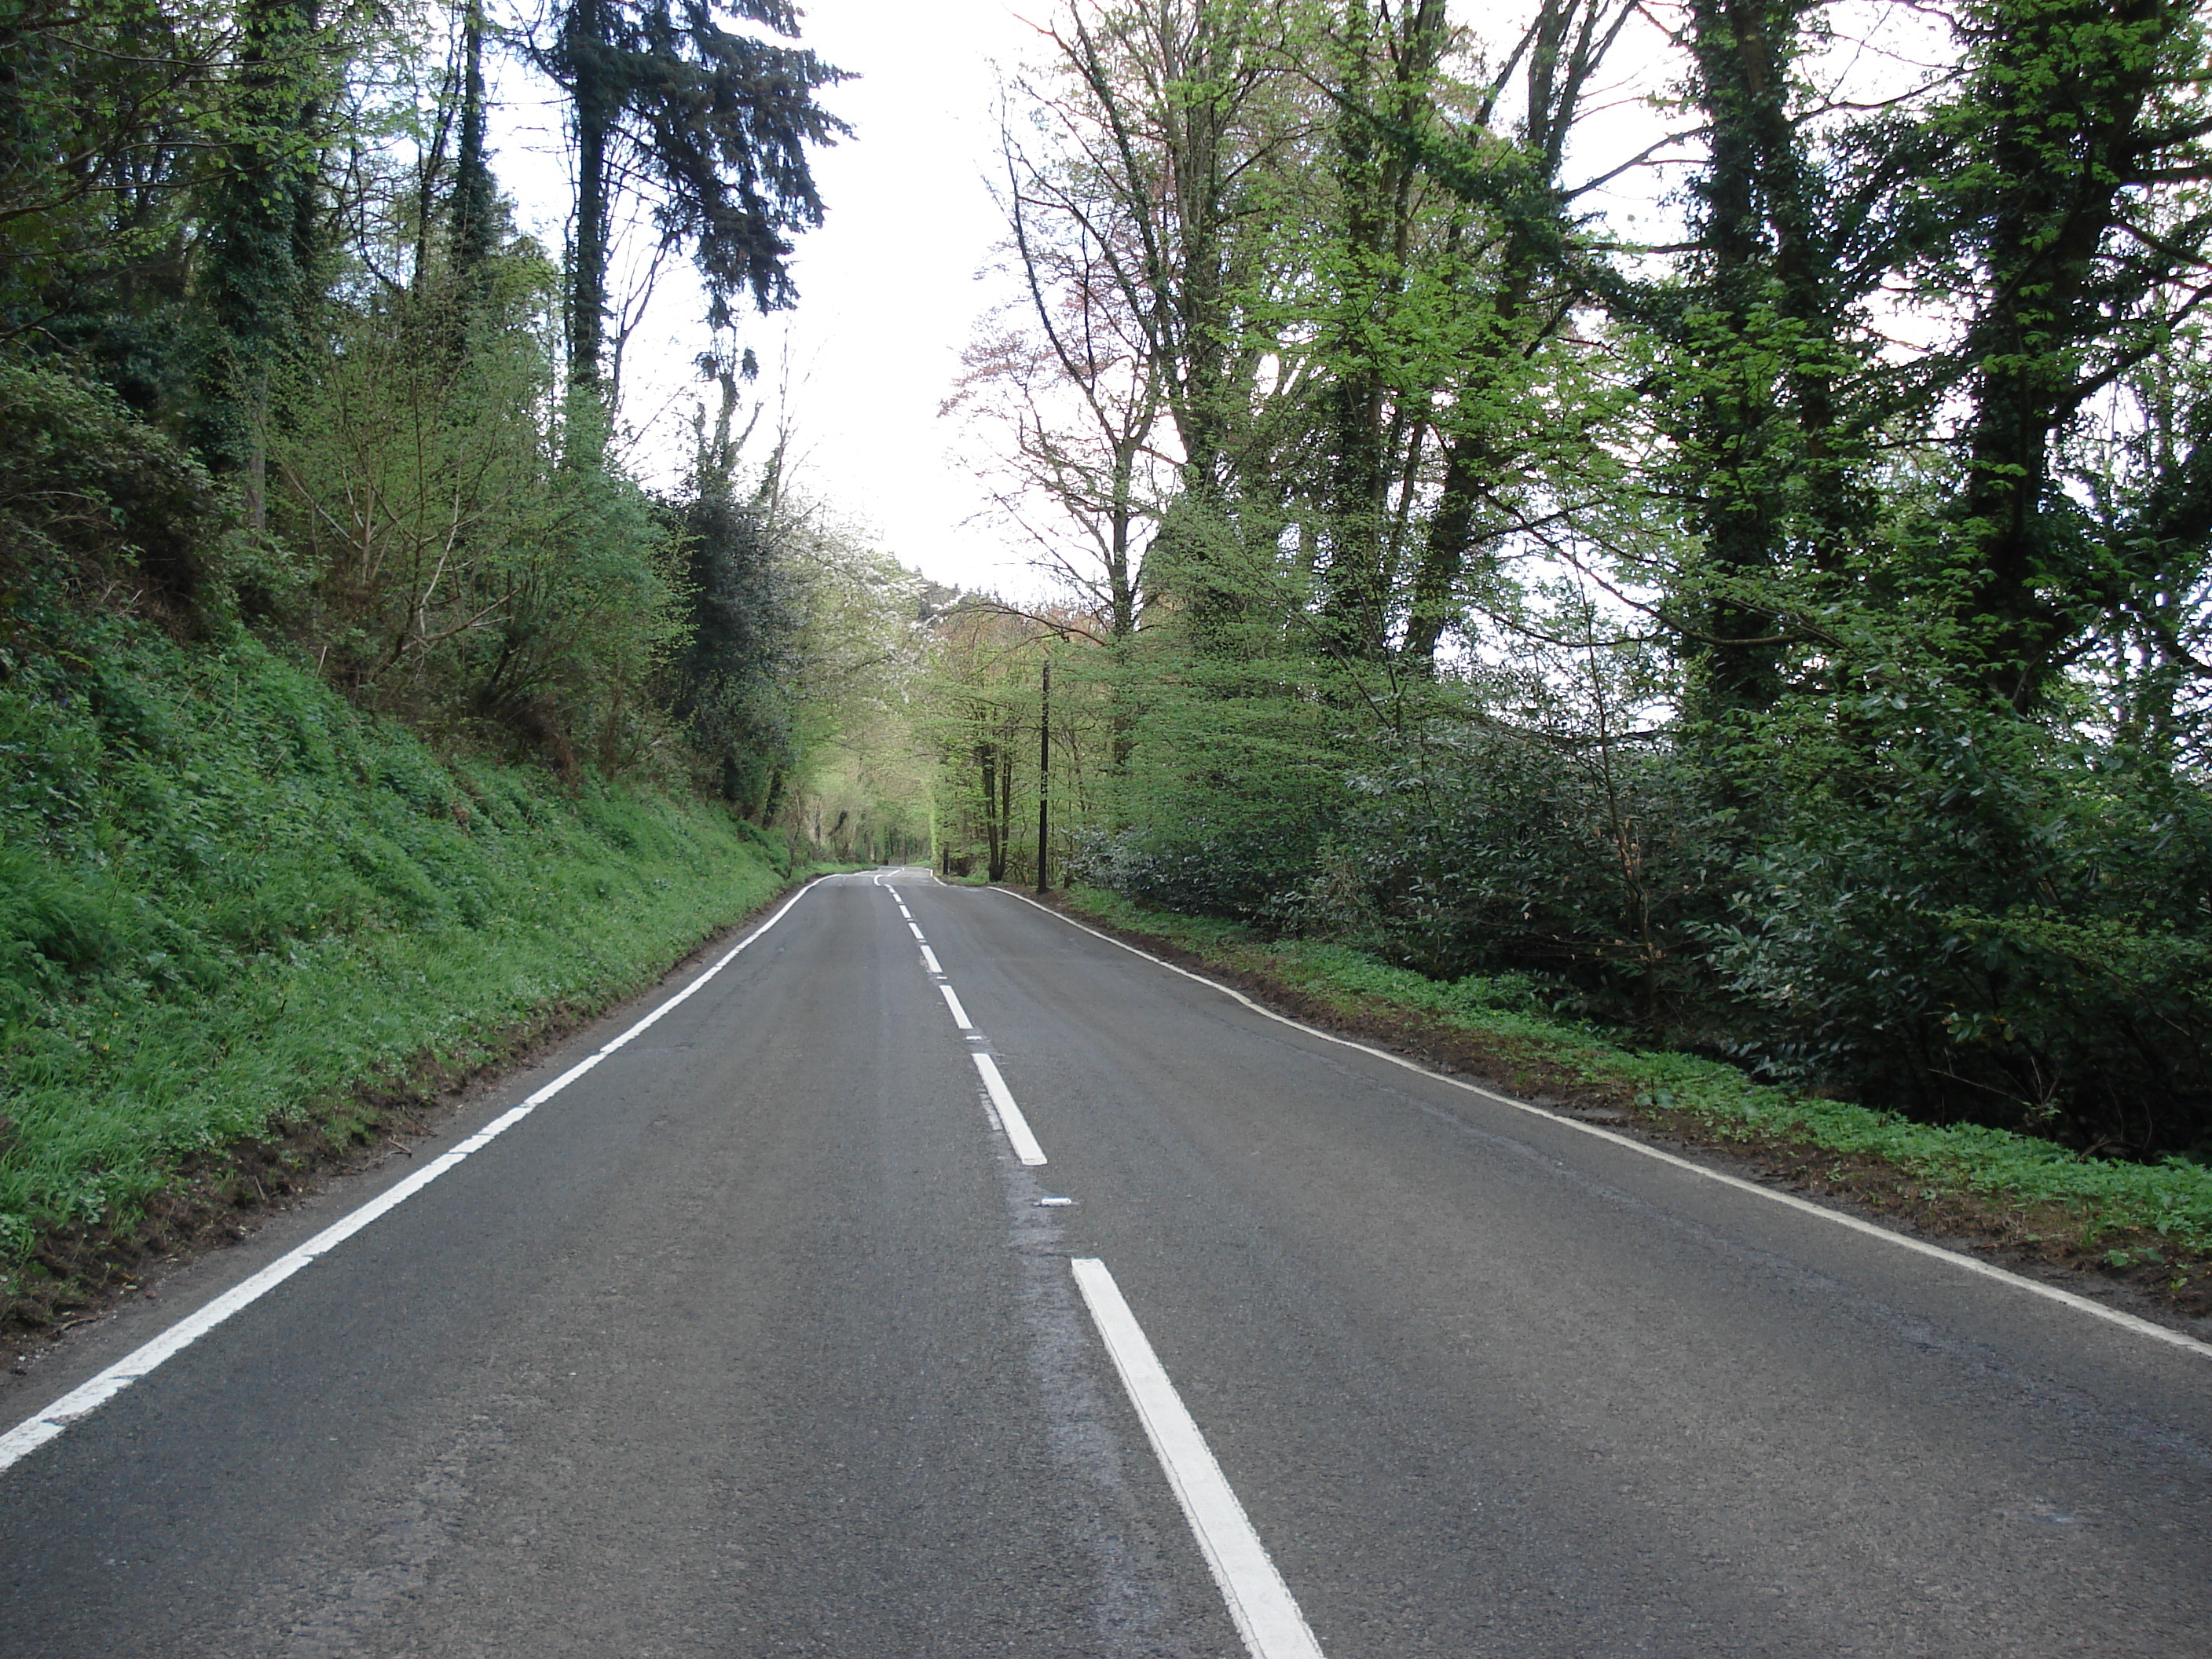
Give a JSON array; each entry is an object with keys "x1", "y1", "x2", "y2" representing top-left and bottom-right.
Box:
[
  {"x1": 0, "y1": 602, "x2": 802, "y2": 1326},
  {"x1": 1053, "y1": 885, "x2": 2212, "y2": 1319}
]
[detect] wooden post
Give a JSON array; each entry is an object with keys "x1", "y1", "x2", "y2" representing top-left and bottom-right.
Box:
[{"x1": 1035, "y1": 656, "x2": 1052, "y2": 894}]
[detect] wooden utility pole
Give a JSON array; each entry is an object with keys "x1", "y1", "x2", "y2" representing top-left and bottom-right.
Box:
[{"x1": 1035, "y1": 656, "x2": 1052, "y2": 893}]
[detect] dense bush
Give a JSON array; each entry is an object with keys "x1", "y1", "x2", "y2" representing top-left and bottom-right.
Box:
[
  {"x1": 1706, "y1": 707, "x2": 2212, "y2": 1156},
  {"x1": 1057, "y1": 632, "x2": 2212, "y2": 1159},
  {"x1": 1269, "y1": 723, "x2": 1726, "y2": 999},
  {"x1": 267, "y1": 278, "x2": 685, "y2": 770},
  {"x1": 1055, "y1": 639, "x2": 1357, "y2": 914},
  {"x1": 0, "y1": 361, "x2": 230, "y2": 607}
]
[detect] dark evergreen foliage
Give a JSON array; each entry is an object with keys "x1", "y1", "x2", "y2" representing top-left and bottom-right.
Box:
[
  {"x1": 664, "y1": 484, "x2": 800, "y2": 815},
  {"x1": 540, "y1": 0, "x2": 849, "y2": 390}
]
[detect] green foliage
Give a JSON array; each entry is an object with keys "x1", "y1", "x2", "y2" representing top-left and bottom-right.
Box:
[
  {"x1": 1704, "y1": 692, "x2": 2212, "y2": 1152},
  {"x1": 1077, "y1": 642, "x2": 1361, "y2": 915},
  {"x1": 0, "y1": 596, "x2": 786, "y2": 1276},
  {"x1": 964, "y1": 1, "x2": 2212, "y2": 1183},
  {"x1": 664, "y1": 482, "x2": 801, "y2": 811},
  {"x1": 269, "y1": 275, "x2": 685, "y2": 767},
  {"x1": 0, "y1": 0, "x2": 228, "y2": 396},
  {"x1": 1276, "y1": 722, "x2": 1723, "y2": 994},
  {"x1": 0, "y1": 358, "x2": 230, "y2": 602}
]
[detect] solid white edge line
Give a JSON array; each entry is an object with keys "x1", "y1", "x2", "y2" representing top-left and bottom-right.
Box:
[
  {"x1": 919, "y1": 945, "x2": 943, "y2": 976},
  {"x1": 991, "y1": 889, "x2": 2212, "y2": 1364},
  {"x1": 939, "y1": 984, "x2": 974, "y2": 1030},
  {"x1": 1071, "y1": 1257, "x2": 1328, "y2": 1659},
  {"x1": 971, "y1": 1053, "x2": 1048, "y2": 1165},
  {"x1": 0, "y1": 874, "x2": 838, "y2": 1475}
]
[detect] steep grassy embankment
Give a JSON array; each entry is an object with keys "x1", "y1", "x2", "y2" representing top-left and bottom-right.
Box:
[{"x1": 2, "y1": 600, "x2": 796, "y2": 1325}]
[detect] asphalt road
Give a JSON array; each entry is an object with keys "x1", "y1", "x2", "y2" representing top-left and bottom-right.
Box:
[{"x1": 2, "y1": 870, "x2": 2208, "y2": 1657}]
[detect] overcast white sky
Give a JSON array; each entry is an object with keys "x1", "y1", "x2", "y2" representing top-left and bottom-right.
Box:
[
  {"x1": 493, "y1": 1, "x2": 1052, "y2": 595},
  {"x1": 754, "y1": 2, "x2": 1048, "y2": 591}
]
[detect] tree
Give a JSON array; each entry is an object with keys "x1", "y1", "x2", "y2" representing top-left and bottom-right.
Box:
[
  {"x1": 0, "y1": 0, "x2": 229, "y2": 370},
  {"x1": 198, "y1": 0, "x2": 339, "y2": 529},
  {"x1": 1937, "y1": 0, "x2": 2212, "y2": 710},
  {"x1": 1031, "y1": 0, "x2": 1323, "y2": 642},
  {"x1": 540, "y1": 0, "x2": 848, "y2": 399}
]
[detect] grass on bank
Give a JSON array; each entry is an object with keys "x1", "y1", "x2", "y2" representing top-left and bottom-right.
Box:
[
  {"x1": 1057, "y1": 886, "x2": 2212, "y2": 1291},
  {"x1": 1, "y1": 610, "x2": 808, "y2": 1319}
]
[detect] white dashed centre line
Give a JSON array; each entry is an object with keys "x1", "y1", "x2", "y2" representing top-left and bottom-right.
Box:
[
  {"x1": 908, "y1": 921, "x2": 926, "y2": 941},
  {"x1": 906, "y1": 886, "x2": 1320, "y2": 1656},
  {"x1": 1071, "y1": 1258, "x2": 1328, "y2": 1659},
  {"x1": 971, "y1": 1053, "x2": 1048, "y2": 1165}
]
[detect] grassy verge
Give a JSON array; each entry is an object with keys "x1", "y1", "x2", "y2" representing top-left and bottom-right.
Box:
[
  {"x1": 1, "y1": 607, "x2": 811, "y2": 1327},
  {"x1": 1054, "y1": 885, "x2": 2212, "y2": 1320}
]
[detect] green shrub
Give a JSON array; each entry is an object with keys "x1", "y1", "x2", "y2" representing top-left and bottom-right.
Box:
[{"x1": 1707, "y1": 709, "x2": 2212, "y2": 1155}]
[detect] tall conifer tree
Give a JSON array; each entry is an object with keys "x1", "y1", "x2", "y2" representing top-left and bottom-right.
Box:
[{"x1": 541, "y1": 0, "x2": 848, "y2": 399}]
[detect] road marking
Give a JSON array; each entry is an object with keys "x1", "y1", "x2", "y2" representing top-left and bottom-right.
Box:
[
  {"x1": 0, "y1": 877, "x2": 837, "y2": 1476},
  {"x1": 940, "y1": 984, "x2": 975, "y2": 1029},
  {"x1": 899, "y1": 906, "x2": 914, "y2": 919},
  {"x1": 1071, "y1": 1258, "x2": 1328, "y2": 1659},
  {"x1": 920, "y1": 945, "x2": 943, "y2": 975},
  {"x1": 908, "y1": 921, "x2": 926, "y2": 941},
  {"x1": 972, "y1": 1053, "x2": 1048, "y2": 1165},
  {"x1": 993, "y1": 890, "x2": 2212, "y2": 1364}
]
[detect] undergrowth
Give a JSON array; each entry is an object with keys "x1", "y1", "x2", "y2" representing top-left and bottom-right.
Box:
[
  {"x1": 1, "y1": 600, "x2": 795, "y2": 1309},
  {"x1": 1058, "y1": 887, "x2": 2212, "y2": 1259}
]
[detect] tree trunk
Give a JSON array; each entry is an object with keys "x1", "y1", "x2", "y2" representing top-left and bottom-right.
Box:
[
  {"x1": 200, "y1": 0, "x2": 323, "y2": 539},
  {"x1": 565, "y1": 0, "x2": 613, "y2": 396},
  {"x1": 1952, "y1": 0, "x2": 2169, "y2": 709},
  {"x1": 453, "y1": 2, "x2": 496, "y2": 284}
]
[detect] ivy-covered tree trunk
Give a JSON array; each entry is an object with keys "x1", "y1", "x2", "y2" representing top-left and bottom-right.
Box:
[
  {"x1": 200, "y1": 0, "x2": 325, "y2": 535},
  {"x1": 562, "y1": 0, "x2": 614, "y2": 396},
  {"x1": 1315, "y1": 0, "x2": 1446, "y2": 665},
  {"x1": 1672, "y1": 0, "x2": 1816, "y2": 727},
  {"x1": 452, "y1": 0, "x2": 497, "y2": 285},
  {"x1": 1949, "y1": 0, "x2": 2175, "y2": 710}
]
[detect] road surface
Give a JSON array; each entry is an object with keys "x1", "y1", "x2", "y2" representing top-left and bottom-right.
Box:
[{"x1": 2, "y1": 870, "x2": 2207, "y2": 1657}]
